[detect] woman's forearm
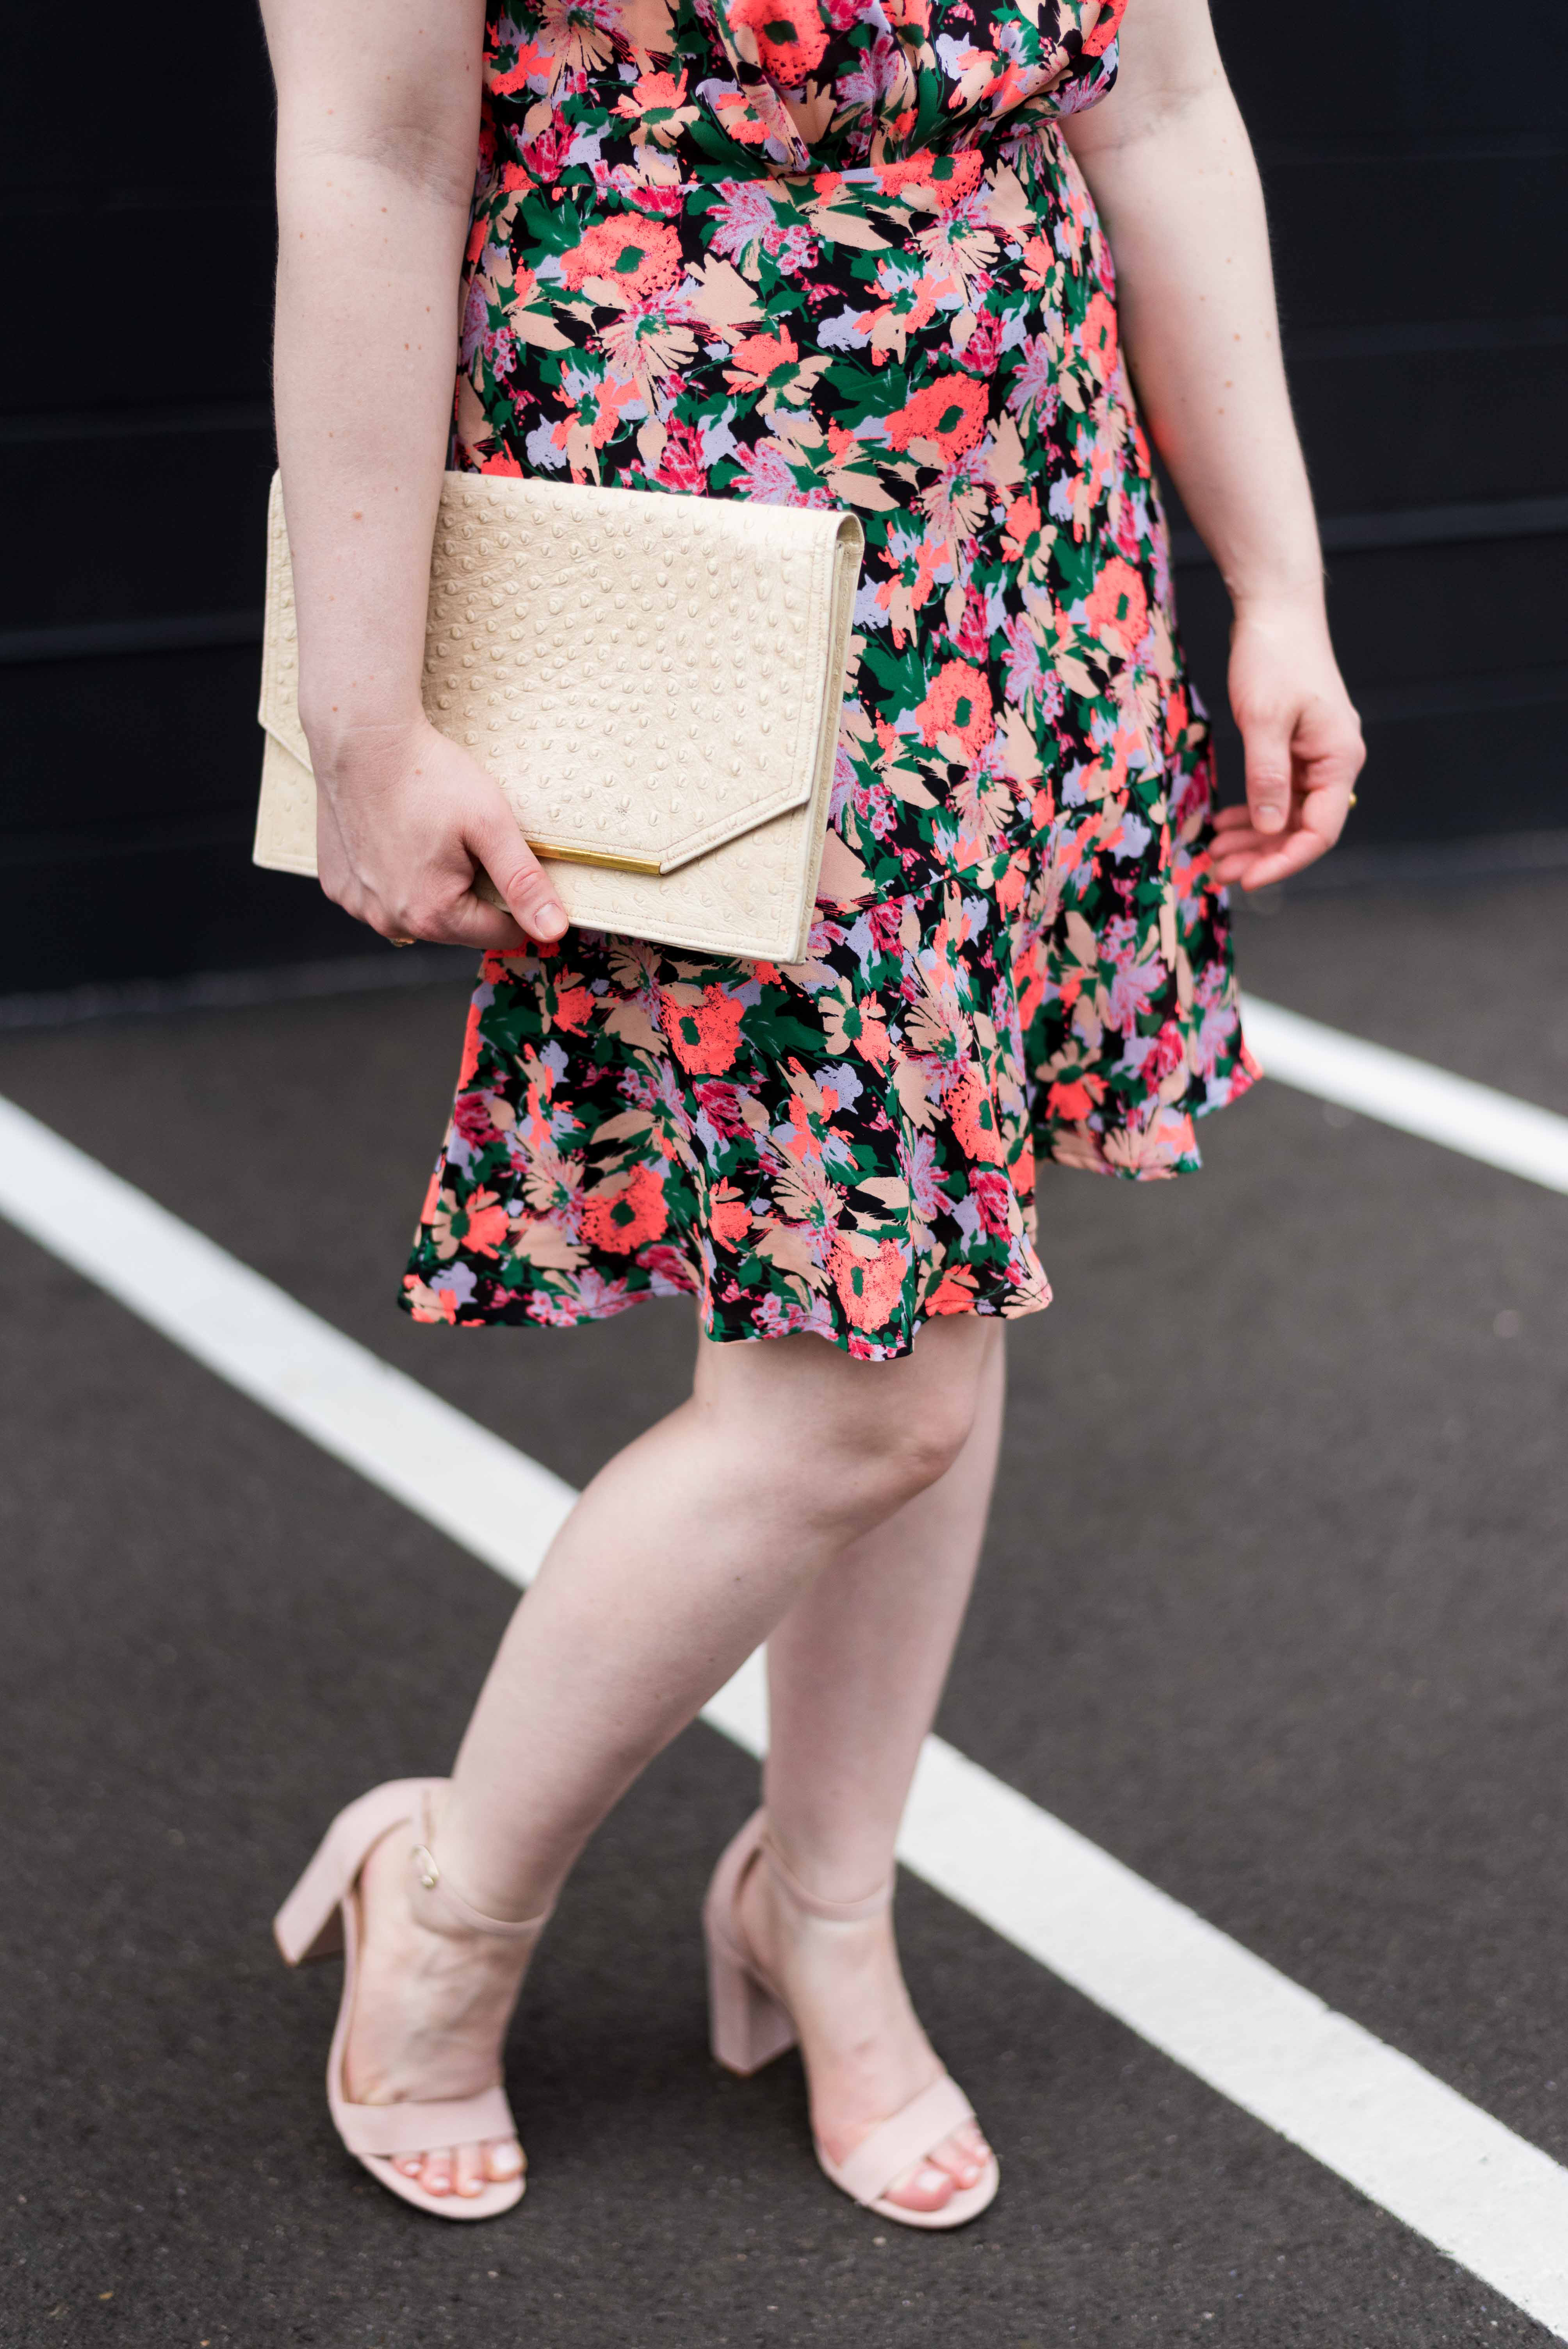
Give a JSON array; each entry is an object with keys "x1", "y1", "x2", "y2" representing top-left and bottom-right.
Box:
[
  {"x1": 264, "y1": 0, "x2": 484, "y2": 763},
  {"x1": 1063, "y1": 64, "x2": 1321, "y2": 617}
]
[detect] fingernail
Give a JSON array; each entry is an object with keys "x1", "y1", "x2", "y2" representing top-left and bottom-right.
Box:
[
  {"x1": 1256, "y1": 805, "x2": 1286, "y2": 834},
  {"x1": 536, "y1": 900, "x2": 565, "y2": 937}
]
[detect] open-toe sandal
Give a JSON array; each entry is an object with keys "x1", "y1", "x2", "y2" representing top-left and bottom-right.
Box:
[
  {"x1": 274, "y1": 1777, "x2": 547, "y2": 2221},
  {"x1": 702, "y1": 1809, "x2": 999, "y2": 2230}
]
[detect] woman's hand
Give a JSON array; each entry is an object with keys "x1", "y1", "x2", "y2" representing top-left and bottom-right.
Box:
[
  {"x1": 313, "y1": 716, "x2": 568, "y2": 949},
  {"x1": 1209, "y1": 602, "x2": 1367, "y2": 891}
]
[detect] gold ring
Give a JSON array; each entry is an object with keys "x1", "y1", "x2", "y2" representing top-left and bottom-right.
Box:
[
  {"x1": 1347, "y1": 792, "x2": 1358, "y2": 808},
  {"x1": 390, "y1": 936, "x2": 415, "y2": 948}
]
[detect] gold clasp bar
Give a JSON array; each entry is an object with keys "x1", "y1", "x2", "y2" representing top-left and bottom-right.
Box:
[{"x1": 525, "y1": 838, "x2": 662, "y2": 875}]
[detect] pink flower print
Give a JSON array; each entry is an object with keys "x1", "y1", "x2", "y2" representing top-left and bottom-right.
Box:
[
  {"x1": 900, "y1": 1127, "x2": 947, "y2": 1219},
  {"x1": 1005, "y1": 333, "x2": 1060, "y2": 431},
  {"x1": 951, "y1": 582, "x2": 991, "y2": 662},
  {"x1": 967, "y1": 1166, "x2": 1017, "y2": 1239},
  {"x1": 694, "y1": 1079, "x2": 754, "y2": 1138},
  {"x1": 1102, "y1": 918, "x2": 1165, "y2": 1030},
  {"x1": 658, "y1": 412, "x2": 709, "y2": 492},
  {"x1": 708, "y1": 179, "x2": 818, "y2": 274}
]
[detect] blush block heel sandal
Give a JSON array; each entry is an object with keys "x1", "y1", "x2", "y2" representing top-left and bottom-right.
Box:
[
  {"x1": 274, "y1": 1777, "x2": 548, "y2": 2222},
  {"x1": 702, "y1": 1809, "x2": 1000, "y2": 2230}
]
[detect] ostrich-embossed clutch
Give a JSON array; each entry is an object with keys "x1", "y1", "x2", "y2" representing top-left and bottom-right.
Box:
[{"x1": 254, "y1": 470, "x2": 864, "y2": 964}]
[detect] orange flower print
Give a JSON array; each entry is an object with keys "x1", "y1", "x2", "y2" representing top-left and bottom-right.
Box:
[
  {"x1": 925, "y1": 1262, "x2": 980, "y2": 1317},
  {"x1": 429, "y1": 1185, "x2": 510, "y2": 1262},
  {"x1": 1084, "y1": 557, "x2": 1149, "y2": 655},
  {"x1": 885, "y1": 374, "x2": 989, "y2": 462},
  {"x1": 580, "y1": 1162, "x2": 670, "y2": 1252},
  {"x1": 725, "y1": 0, "x2": 829, "y2": 83},
  {"x1": 723, "y1": 328, "x2": 827, "y2": 408},
  {"x1": 613, "y1": 68, "x2": 699, "y2": 146},
  {"x1": 1001, "y1": 488, "x2": 1042, "y2": 559},
  {"x1": 914, "y1": 659, "x2": 994, "y2": 761},
  {"x1": 1080, "y1": 0, "x2": 1127, "y2": 58},
  {"x1": 707, "y1": 1178, "x2": 754, "y2": 1250},
  {"x1": 830, "y1": 1235, "x2": 909, "y2": 1333},
  {"x1": 457, "y1": 1000, "x2": 486, "y2": 1091},
  {"x1": 662, "y1": 984, "x2": 746, "y2": 1074},
  {"x1": 402, "y1": 1273, "x2": 460, "y2": 1325},
  {"x1": 1081, "y1": 289, "x2": 1118, "y2": 383},
  {"x1": 1045, "y1": 1074, "x2": 1104, "y2": 1122},
  {"x1": 560, "y1": 218, "x2": 682, "y2": 301},
  {"x1": 946, "y1": 1066, "x2": 1006, "y2": 1164}
]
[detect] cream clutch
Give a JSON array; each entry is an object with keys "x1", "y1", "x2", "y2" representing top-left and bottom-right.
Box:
[{"x1": 254, "y1": 471, "x2": 864, "y2": 964}]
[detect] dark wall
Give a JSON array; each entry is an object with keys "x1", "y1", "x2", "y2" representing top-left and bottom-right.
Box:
[{"x1": 3, "y1": 4, "x2": 1565, "y2": 996}]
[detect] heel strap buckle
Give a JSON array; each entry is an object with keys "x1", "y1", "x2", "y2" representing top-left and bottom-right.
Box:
[{"x1": 408, "y1": 1793, "x2": 552, "y2": 1941}]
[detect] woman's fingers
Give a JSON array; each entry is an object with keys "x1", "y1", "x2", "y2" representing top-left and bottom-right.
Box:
[
  {"x1": 1235, "y1": 697, "x2": 1294, "y2": 836},
  {"x1": 462, "y1": 790, "x2": 568, "y2": 944}
]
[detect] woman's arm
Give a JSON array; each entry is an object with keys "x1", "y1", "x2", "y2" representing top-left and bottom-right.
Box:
[
  {"x1": 1061, "y1": 0, "x2": 1365, "y2": 889},
  {"x1": 260, "y1": 0, "x2": 566, "y2": 946}
]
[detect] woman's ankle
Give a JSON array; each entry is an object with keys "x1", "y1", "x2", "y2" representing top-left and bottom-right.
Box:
[{"x1": 415, "y1": 1787, "x2": 560, "y2": 1937}]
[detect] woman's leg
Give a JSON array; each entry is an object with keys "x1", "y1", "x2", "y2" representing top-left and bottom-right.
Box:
[
  {"x1": 342, "y1": 1312, "x2": 995, "y2": 2199},
  {"x1": 740, "y1": 1325, "x2": 1005, "y2": 2215}
]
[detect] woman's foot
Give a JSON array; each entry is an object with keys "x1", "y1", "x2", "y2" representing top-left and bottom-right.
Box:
[
  {"x1": 736, "y1": 1851, "x2": 992, "y2": 2215},
  {"x1": 342, "y1": 1821, "x2": 533, "y2": 2200}
]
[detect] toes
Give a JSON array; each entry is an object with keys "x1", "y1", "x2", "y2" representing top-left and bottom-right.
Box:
[
  {"x1": 928, "y1": 2123, "x2": 992, "y2": 2189},
  {"x1": 420, "y1": 2148, "x2": 455, "y2": 2196},
  {"x1": 882, "y1": 2158, "x2": 956, "y2": 2213},
  {"x1": 396, "y1": 2157, "x2": 424, "y2": 2179},
  {"x1": 485, "y1": 2136, "x2": 525, "y2": 2184},
  {"x1": 454, "y1": 2141, "x2": 488, "y2": 2199}
]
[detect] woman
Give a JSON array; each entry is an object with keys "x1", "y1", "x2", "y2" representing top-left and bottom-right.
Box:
[{"x1": 264, "y1": 0, "x2": 1363, "y2": 2226}]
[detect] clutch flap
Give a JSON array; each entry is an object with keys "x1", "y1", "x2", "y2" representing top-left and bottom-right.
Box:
[{"x1": 259, "y1": 471, "x2": 864, "y2": 880}]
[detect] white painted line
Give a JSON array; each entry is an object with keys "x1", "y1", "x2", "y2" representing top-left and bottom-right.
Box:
[
  {"x1": 1241, "y1": 992, "x2": 1568, "y2": 1194},
  {"x1": 3, "y1": 1088, "x2": 1567, "y2": 2336},
  {"x1": 0, "y1": 1095, "x2": 577, "y2": 1584}
]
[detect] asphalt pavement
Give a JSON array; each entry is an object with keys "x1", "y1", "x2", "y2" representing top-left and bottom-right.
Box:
[{"x1": 2, "y1": 873, "x2": 1566, "y2": 2347}]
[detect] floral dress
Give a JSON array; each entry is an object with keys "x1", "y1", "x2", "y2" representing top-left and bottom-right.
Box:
[{"x1": 402, "y1": 0, "x2": 1259, "y2": 1360}]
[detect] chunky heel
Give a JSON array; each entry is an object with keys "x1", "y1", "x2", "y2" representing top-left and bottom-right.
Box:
[
  {"x1": 274, "y1": 1829, "x2": 350, "y2": 1966},
  {"x1": 704, "y1": 1914, "x2": 798, "y2": 2075},
  {"x1": 272, "y1": 1777, "x2": 428, "y2": 1966}
]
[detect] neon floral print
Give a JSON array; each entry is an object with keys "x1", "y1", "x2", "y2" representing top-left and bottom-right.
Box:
[{"x1": 403, "y1": 0, "x2": 1259, "y2": 1360}]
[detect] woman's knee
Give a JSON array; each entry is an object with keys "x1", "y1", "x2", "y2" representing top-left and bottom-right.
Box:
[
  {"x1": 802, "y1": 1320, "x2": 995, "y2": 1516},
  {"x1": 696, "y1": 1313, "x2": 997, "y2": 1523}
]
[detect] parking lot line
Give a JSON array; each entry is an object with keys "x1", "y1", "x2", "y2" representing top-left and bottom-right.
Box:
[
  {"x1": 4, "y1": 1076, "x2": 1568, "y2": 2332},
  {"x1": 1241, "y1": 994, "x2": 1568, "y2": 1192}
]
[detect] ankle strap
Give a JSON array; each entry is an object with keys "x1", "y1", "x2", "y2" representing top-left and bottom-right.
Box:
[
  {"x1": 408, "y1": 1789, "x2": 551, "y2": 1941},
  {"x1": 760, "y1": 1826, "x2": 893, "y2": 1923}
]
